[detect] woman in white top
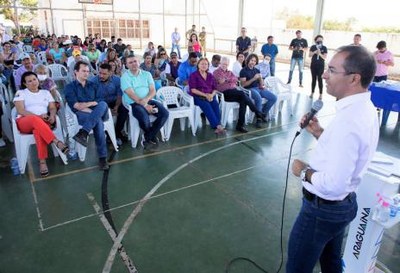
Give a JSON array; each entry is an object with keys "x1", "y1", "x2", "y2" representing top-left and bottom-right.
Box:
[
  {"x1": 232, "y1": 51, "x2": 245, "y2": 78},
  {"x1": 13, "y1": 71, "x2": 68, "y2": 177}
]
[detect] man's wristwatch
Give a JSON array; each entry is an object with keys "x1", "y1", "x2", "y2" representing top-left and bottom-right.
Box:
[{"x1": 300, "y1": 166, "x2": 311, "y2": 182}]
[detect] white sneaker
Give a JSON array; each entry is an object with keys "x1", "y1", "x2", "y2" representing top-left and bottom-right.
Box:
[{"x1": 0, "y1": 138, "x2": 6, "y2": 147}]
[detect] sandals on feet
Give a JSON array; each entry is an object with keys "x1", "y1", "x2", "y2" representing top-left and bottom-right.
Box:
[
  {"x1": 55, "y1": 140, "x2": 69, "y2": 154},
  {"x1": 39, "y1": 162, "x2": 49, "y2": 177}
]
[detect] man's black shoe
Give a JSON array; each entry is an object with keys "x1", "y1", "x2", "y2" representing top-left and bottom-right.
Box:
[
  {"x1": 236, "y1": 126, "x2": 248, "y2": 133},
  {"x1": 73, "y1": 129, "x2": 89, "y2": 147},
  {"x1": 256, "y1": 112, "x2": 267, "y2": 122},
  {"x1": 98, "y1": 157, "x2": 109, "y2": 170},
  {"x1": 255, "y1": 119, "x2": 262, "y2": 128}
]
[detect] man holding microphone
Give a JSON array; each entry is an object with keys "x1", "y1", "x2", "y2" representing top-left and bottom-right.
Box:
[{"x1": 287, "y1": 45, "x2": 379, "y2": 273}]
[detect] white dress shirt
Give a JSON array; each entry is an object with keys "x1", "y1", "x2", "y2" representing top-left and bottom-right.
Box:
[{"x1": 305, "y1": 92, "x2": 379, "y2": 201}]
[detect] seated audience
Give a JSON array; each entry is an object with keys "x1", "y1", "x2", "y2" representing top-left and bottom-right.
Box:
[
  {"x1": 65, "y1": 61, "x2": 110, "y2": 170},
  {"x1": 90, "y1": 63, "x2": 128, "y2": 145},
  {"x1": 121, "y1": 55, "x2": 169, "y2": 150},
  {"x1": 165, "y1": 52, "x2": 181, "y2": 85},
  {"x1": 213, "y1": 56, "x2": 266, "y2": 132},
  {"x1": 208, "y1": 54, "x2": 221, "y2": 74},
  {"x1": 177, "y1": 52, "x2": 198, "y2": 86},
  {"x1": 232, "y1": 52, "x2": 245, "y2": 78},
  {"x1": 188, "y1": 58, "x2": 225, "y2": 135},
  {"x1": 239, "y1": 53, "x2": 277, "y2": 127},
  {"x1": 13, "y1": 71, "x2": 68, "y2": 177}
]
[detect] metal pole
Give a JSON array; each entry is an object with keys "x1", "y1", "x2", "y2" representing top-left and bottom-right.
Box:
[
  {"x1": 238, "y1": 0, "x2": 244, "y2": 35},
  {"x1": 112, "y1": 0, "x2": 116, "y2": 37},
  {"x1": 49, "y1": 0, "x2": 55, "y2": 34},
  {"x1": 313, "y1": 0, "x2": 325, "y2": 38},
  {"x1": 185, "y1": 0, "x2": 187, "y2": 46},
  {"x1": 13, "y1": 0, "x2": 20, "y2": 35},
  {"x1": 82, "y1": 3, "x2": 87, "y2": 37},
  {"x1": 138, "y1": 0, "x2": 142, "y2": 49},
  {"x1": 162, "y1": 0, "x2": 165, "y2": 47}
]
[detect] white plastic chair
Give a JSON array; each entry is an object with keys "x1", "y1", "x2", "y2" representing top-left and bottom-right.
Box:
[
  {"x1": 156, "y1": 87, "x2": 196, "y2": 141},
  {"x1": 47, "y1": 64, "x2": 69, "y2": 83},
  {"x1": 23, "y1": 45, "x2": 34, "y2": 53},
  {"x1": 218, "y1": 91, "x2": 241, "y2": 128},
  {"x1": 0, "y1": 83, "x2": 13, "y2": 142},
  {"x1": 11, "y1": 108, "x2": 68, "y2": 174},
  {"x1": 65, "y1": 105, "x2": 118, "y2": 161},
  {"x1": 264, "y1": 76, "x2": 293, "y2": 118},
  {"x1": 123, "y1": 100, "x2": 166, "y2": 148},
  {"x1": 36, "y1": 51, "x2": 48, "y2": 65}
]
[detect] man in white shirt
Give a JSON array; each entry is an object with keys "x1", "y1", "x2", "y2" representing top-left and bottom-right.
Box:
[
  {"x1": 171, "y1": 27, "x2": 181, "y2": 59},
  {"x1": 287, "y1": 45, "x2": 379, "y2": 273}
]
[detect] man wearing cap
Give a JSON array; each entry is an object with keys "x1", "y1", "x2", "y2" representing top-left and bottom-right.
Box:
[
  {"x1": 68, "y1": 50, "x2": 95, "y2": 81},
  {"x1": 165, "y1": 52, "x2": 181, "y2": 85},
  {"x1": 14, "y1": 53, "x2": 35, "y2": 90}
]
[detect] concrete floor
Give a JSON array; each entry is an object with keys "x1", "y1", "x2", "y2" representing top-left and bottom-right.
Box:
[{"x1": 0, "y1": 64, "x2": 399, "y2": 273}]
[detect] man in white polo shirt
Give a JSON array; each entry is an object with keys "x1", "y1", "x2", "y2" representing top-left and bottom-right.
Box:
[
  {"x1": 121, "y1": 55, "x2": 169, "y2": 150},
  {"x1": 287, "y1": 45, "x2": 379, "y2": 273}
]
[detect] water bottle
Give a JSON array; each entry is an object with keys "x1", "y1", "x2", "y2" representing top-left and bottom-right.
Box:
[
  {"x1": 379, "y1": 201, "x2": 390, "y2": 222},
  {"x1": 390, "y1": 194, "x2": 400, "y2": 218},
  {"x1": 10, "y1": 157, "x2": 20, "y2": 175}
]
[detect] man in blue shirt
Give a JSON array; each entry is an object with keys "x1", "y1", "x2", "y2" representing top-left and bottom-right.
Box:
[
  {"x1": 177, "y1": 52, "x2": 198, "y2": 86},
  {"x1": 65, "y1": 61, "x2": 109, "y2": 170},
  {"x1": 121, "y1": 55, "x2": 169, "y2": 150},
  {"x1": 261, "y1": 36, "x2": 279, "y2": 76},
  {"x1": 90, "y1": 63, "x2": 129, "y2": 145}
]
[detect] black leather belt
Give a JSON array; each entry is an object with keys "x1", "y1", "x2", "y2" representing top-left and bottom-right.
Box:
[{"x1": 302, "y1": 188, "x2": 351, "y2": 205}]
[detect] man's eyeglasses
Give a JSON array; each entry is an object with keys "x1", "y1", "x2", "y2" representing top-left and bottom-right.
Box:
[
  {"x1": 160, "y1": 53, "x2": 166, "y2": 56},
  {"x1": 326, "y1": 67, "x2": 355, "y2": 76}
]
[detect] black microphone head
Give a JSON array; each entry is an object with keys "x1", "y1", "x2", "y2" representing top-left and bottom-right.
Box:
[{"x1": 311, "y1": 99, "x2": 323, "y2": 112}]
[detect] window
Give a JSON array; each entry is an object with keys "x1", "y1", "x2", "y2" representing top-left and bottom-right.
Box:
[
  {"x1": 86, "y1": 19, "x2": 115, "y2": 39},
  {"x1": 118, "y1": 19, "x2": 150, "y2": 39},
  {"x1": 86, "y1": 19, "x2": 150, "y2": 39}
]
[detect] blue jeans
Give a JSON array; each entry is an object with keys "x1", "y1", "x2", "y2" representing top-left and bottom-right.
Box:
[
  {"x1": 75, "y1": 101, "x2": 109, "y2": 158},
  {"x1": 193, "y1": 95, "x2": 220, "y2": 129},
  {"x1": 269, "y1": 58, "x2": 276, "y2": 76},
  {"x1": 286, "y1": 192, "x2": 358, "y2": 273},
  {"x1": 288, "y1": 57, "x2": 304, "y2": 84},
  {"x1": 130, "y1": 100, "x2": 169, "y2": 142},
  {"x1": 249, "y1": 88, "x2": 277, "y2": 115},
  {"x1": 171, "y1": 44, "x2": 181, "y2": 58}
]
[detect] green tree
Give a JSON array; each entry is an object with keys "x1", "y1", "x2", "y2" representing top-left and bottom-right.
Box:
[
  {"x1": 0, "y1": 0, "x2": 38, "y2": 31},
  {"x1": 286, "y1": 15, "x2": 314, "y2": 30}
]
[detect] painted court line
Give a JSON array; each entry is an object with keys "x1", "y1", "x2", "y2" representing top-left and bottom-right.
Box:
[
  {"x1": 42, "y1": 164, "x2": 262, "y2": 231},
  {"x1": 101, "y1": 130, "x2": 287, "y2": 273},
  {"x1": 41, "y1": 129, "x2": 289, "y2": 232},
  {"x1": 31, "y1": 119, "x2": 304, "y2": 183},
  {"x1": 87, "y1": 193, "x2": 138, "y2": 273}
]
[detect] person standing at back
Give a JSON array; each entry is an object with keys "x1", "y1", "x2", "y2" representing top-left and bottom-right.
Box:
[
  {"x1": 373, "y1": 40, "x2": 394, "y2": 82},
  {"x1": 199, "y1": 26, "x2": 207, "y2": 57},
  {"x1": 236, "y1": 27, "x2": 251, "y2": 58},
  {"x1": 171, "y1": 27, "x2": 182, "y2": 59},
  {"x1": 287, "y1": 45, "x2": 379, "y2": 273},
  {"x1": 261, "y1": 36, "x2": 279, "y2": 76},
  {"x1": 287, "y1": 30, "x2": 308, "y2": 87},
  {"x1": 309, "y1": 35, "x2": 328, "y2": 99}
]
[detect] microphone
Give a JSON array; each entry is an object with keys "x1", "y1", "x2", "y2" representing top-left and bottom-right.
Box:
[{"x1": 297, "y1": 99, "x2": 323, "y2": 134}]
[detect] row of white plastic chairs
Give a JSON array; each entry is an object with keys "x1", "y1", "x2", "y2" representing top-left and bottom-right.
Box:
[{"x1": 174, "y1": 76, "x2": 294, "y2": 128}]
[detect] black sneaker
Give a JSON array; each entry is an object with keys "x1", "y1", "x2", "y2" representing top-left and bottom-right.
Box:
[
  {"x1": 98, "y1": 157, "x2": 109, "y2": 170},
  {"x1": 73, "y1": 129, "x2": 89, "y2": 147},
  {"x1": 255, "y1": 119, "x2": 262, "y2": 128},
  {"x1": 256, "y1": 112, "x2": 267, "y2": 122},
  {"x1": 236, "y1": 126, "x2": 248, "y2": 133}
]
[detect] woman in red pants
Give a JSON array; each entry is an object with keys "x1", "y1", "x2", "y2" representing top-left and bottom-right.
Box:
[{"x1": 13, "y1": 71, "x2": 68, "y2": 177}]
